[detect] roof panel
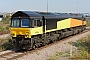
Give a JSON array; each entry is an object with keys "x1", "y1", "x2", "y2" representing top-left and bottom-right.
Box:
[
  {"x1": 12, "y1": 11, "x2": 85, "y2": 19},
  {"x1": 21, "y1": 11, "x2": 41, "y2": 17}
]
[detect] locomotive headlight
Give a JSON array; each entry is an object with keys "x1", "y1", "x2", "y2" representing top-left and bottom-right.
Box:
[
  {"x1": 11, "y1": 34, "x2": 15, "y2": 37},
  {"x1": 25, "y1": 34, "x2": 29, "y2": 38},
  {"x1": 25, "y1": 31, "x2": 30, "y2": 38}
]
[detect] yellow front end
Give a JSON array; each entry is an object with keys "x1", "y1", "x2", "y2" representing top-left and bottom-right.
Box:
[{"x1": 10, "y1": 28, "x2": 31, "y2": 38}]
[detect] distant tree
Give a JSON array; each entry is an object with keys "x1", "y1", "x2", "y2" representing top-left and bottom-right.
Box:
[
  {"x1": 1, "y1": 14, "x2": 11, "y2": 24},
  {"x1": 6, "y1": 15, "x2": 11, "y2": 19},
  {"x1": 2, "y1": 14, "x2": 11, "y2": 20}
]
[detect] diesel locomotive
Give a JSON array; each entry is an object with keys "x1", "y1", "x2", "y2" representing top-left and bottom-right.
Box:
[{"x1": 10, "y1": 11, "x2": 86, "y2": 50}]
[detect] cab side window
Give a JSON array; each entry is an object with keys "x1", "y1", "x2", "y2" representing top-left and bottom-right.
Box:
[
  {"x1": 37, "y1": 20, "x2": 42, "y2": 27},
  {"x1": 31, "y1": 19, "x2": 42, "y2": 28},
  {"x1": 34, "y1": 20, "x2": 37, "y2": 27}
]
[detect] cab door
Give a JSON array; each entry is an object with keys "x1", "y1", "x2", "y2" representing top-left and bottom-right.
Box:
[{"x1": 30, "y1": 19, "x2": 43, "y2": 36}]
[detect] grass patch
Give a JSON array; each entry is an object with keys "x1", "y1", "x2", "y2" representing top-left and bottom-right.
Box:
[
  {"x1": 0, "y1": 15, "x2": 11, "y2": 51},
  {"x1": 48, "y1": 34, "x2": 90, "y2": 60},
  {"x1": 47, "y1": 51, "x2": 71, "y2": 60},
  {"x1": 68, "y1": 42, "x2": 72, "y2": 45},
  {"x1": 47, "y1": 56, "x2": 58, "y2": 60},
  {"x1": 47, "y1": 52, "x2": 63, "y2": 60},
  {"x1": 69, "y1": 34, "x2": 90, "y2": 59},
  {"x1": 0, "y1": 41, "x2": 13, "y2": 52},
  {"x1": 87, "y1": 20, "x2": 90, "y2": 26},
  {"x1": 6, "y1": 25, "x2": 10, "y2": 30},
  {"x1": 0, "y1": 26, "x2": 4, "y2": 32},
  {"x1": 0, "y1": 35, "x2": 13, "y2": 52}
]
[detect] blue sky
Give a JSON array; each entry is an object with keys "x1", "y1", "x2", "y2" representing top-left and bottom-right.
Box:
[{"x1": 0, "y1": 0, "x2": 89, "y2": 13}]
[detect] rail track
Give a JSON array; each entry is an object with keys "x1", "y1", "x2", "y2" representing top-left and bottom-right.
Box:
[
  {"x1": 0, "y1": 31, "x2": 9, "y2": 35},
  {"x1": 0, "y1": 30, "x2": 89, "y2": 60}
]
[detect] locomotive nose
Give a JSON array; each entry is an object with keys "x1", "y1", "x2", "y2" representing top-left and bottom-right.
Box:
[{"x1": 10, "y1": 28, "x2": 31, "y2": 38}]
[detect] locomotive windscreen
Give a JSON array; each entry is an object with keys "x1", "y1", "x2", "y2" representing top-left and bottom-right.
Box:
[{"x1": 11, "y1": 18, "x2": 30, "y2": 27}]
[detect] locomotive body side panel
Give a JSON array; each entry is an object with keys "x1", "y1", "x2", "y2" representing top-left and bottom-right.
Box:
[
  {"x1": 83, "y1": 21, "x2": 86, "y2": 25},
  {"x1": 70, "y1": 18, "x2": 83, "y2": 27},
  {"x1": 45, "y1": 18, "x2": 71, "y2": 33},
  {"x1": 30, "y1": 26, "x2": 43, "y2": 35},
  {"x1": 57, "y1": 18, "x2": 71, "y2": 30}
]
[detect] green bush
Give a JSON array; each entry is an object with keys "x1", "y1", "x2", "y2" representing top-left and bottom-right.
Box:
[
  {"x1": 3, "y1": 20, "x2": 10, "y2": 24},
  {"x1": 6, "y1": 25, "x2": 10, "y2": 30},
  {"x1": 0, "y1": 26, "x2": 4, "y2": 32},
  {"x1": 0, "y1": 40, "x2": 13, "y2": 52},
  {"x1": 87, "y1": 20, "x2": 90, "y2": 26},
  {"x1": 69, "y1": 34, "x2": 90, "y2": 59},
  {"x1": 0, "y1": 22, "x2": 3, "y2": 25}
]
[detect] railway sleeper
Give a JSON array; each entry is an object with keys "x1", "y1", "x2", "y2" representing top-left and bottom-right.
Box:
[{"x1": 35, "y1": 43, "x2": 42, "y2": 48}]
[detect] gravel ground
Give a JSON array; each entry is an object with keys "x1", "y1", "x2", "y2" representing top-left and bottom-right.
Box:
[
  {"x1": 15, "y1": 31, "x2": 90, "y2": 60},
  {"x1": 0, "y1": 34, "x2": 9, "y2": 39}
]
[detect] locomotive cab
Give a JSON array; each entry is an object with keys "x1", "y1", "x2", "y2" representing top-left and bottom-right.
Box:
[
  {"x1": 10, "y1": 11, "x2": 43, "y2": 49},
  {"x1": 11, "y1": 18, "x2": 31, "y2": 38}
]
